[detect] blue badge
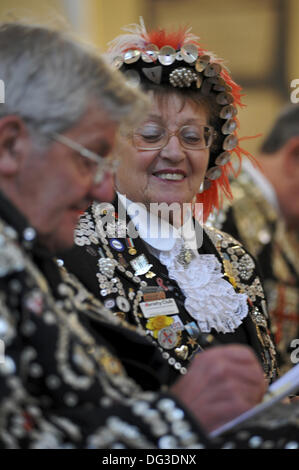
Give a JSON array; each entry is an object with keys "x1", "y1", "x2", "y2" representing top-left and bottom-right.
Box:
[
  {"x1": 185, "y1": 322, "x2": 201, "y2": 339},
  {"x1": 109, "y1": 239, "x2": 125, "y2": 252}
]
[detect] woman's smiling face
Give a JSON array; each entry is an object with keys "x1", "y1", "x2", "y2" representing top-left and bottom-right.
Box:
[{"x1": 115, "y1": 92, "x2": 211, "y2": 209}]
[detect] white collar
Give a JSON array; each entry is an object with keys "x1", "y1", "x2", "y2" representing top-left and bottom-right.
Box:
[{"x1": 117, "y1": 193, "x2": 200, "y2": 251}]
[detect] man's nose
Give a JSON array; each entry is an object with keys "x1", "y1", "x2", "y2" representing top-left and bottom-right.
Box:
[{"x1": 89, "y1": 172, "x2": 115, "y2": 203}]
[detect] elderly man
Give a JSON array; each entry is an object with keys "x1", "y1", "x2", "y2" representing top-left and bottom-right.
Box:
[
  {"x1": 211, "y1": 105, "x2": 299, "y2": 372},
  {"x1": 0, "y1": 22, "x2": 298, "y2": 450}
]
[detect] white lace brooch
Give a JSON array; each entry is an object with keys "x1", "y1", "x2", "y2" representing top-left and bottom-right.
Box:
[{"x1": 158, "y1": 238, "x2": 249, "y2": 334}]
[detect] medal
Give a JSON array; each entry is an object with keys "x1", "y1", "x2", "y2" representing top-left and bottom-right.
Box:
[
  {"x1": 158, "y1": 327, "x2": 178, "y2": 350},
  {"x1": 126, "y1": 237, "x2": 137, "y2": 255},
  {"x1": 109, "y1": 239, "x2": 125, "y2": 252}
]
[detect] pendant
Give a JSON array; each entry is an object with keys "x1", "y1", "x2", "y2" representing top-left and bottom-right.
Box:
[{"x1": 176, "y1": 245, "x2": 196, "y2": 268}]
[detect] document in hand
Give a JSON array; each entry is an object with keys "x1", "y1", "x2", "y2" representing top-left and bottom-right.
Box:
[{"x1": 210, "y1": 362, "x2": 299, "y2": 437}]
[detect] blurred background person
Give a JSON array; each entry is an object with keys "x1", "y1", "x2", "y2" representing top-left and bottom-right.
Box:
[{"x1": 210, "y1": 104, "x2": 299, "y2": 372}]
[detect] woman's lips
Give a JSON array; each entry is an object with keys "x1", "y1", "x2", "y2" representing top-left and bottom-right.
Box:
[{"x1": 152, "y1": 169, "x2": 187, "y2": 182}]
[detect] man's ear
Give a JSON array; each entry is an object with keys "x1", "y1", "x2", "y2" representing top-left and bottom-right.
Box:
[
  {"x1": 282, "y1": 137, "x2": 299, "y2": 177},
  {"x1": 0, "y1": 116, "x2": 29, "y2": 176}
]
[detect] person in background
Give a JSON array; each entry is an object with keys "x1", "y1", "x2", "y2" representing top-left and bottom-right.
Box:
[{"x1": 210, "y1": 105, "x2": 299, "y2": 372}]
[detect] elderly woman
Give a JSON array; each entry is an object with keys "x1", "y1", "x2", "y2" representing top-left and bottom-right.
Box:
[{"x1": 62, "y1": 21, "x2": 277, "y2": 383}]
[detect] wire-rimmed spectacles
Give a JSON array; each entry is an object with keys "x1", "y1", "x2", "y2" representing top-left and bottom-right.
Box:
[{"x1": 132, "y1": 124, "x2": 216, "y2": 151}]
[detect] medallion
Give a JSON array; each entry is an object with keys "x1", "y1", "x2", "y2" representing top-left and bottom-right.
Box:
[
  {"x1": 109, "y1": 239, "x2": 125, "y2": 252},
  {"x1": 158, "y1": 327, "x2": 178, "y2": 350}
]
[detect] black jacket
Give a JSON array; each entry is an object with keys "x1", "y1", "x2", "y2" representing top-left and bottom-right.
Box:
[{"x1": 62, "y1": 196, "x2": 278, "y2": 383}]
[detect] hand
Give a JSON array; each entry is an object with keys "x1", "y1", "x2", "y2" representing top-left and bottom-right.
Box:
[{"x1": 170, "y1": 344, "x2": 267, "y2": 433}]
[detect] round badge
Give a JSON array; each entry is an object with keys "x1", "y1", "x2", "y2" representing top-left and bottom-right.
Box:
[
  {"x1": 104, "y1": 299, "x2": 116, "y2": 309},
  {"x1": 116, "y1": 296, "x2": 131, "y2": 313},
  {"x1": 157, "y1": 327, "x2": 178, "y2": 350},
  {"x1": 109, "y1": 239, "x2": 125, "y2": 252}
]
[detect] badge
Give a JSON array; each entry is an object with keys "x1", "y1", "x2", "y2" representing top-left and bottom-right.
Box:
[
  {"x1": 145, "y1": 271, "x2": 156, "y2": 279},
  {"x1": 158, "y1": 327, "x2": 178, "y2": 350},
  {"x1": 174, "y1": 345, "x2": 189, "y2": 360},
  {"x1": 143, "y1": 290, "x2": 166, "y2": 301},
  {"x1": 156, "y1": 277, "x2": 169, "y2": 291},
  {"x1": 140, "y1": 298, "x2": 179, "y2": 318},
  {"x1": 109, "y1": 239, "x2": 125, "y2": 252},
  {"x1": 185, "y1": 321, "x2": 201, "y2": 339},
  {"x1": 171, "y1": 315, "x2": 184, "y2": 331},
  {"x1": 130, "y1": 254, "x2": 153, "y2": 276},
  {"x1": 146, "y1": 315, "x2": 174, "y2": 338},
  {"x1": 116, "y1": 296, "x2": 131, "y2": 313},
  {"x1": 104, "y1": 299, "x2": 116, "y2": 309},
  {"x1": 117, "y1": 253, "x2": 128, "y2": 268},
  {"x1": 98, "y1": 258, "x2": 116, "y2": 279}
]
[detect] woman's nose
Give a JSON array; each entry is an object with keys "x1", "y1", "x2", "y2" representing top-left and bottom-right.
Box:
[{"x1": 159, "y1": 134, "x2": 186, "y2": 162}]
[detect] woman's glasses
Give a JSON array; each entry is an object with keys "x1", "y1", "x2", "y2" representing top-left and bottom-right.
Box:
[{"x1": 132, "y1": 124, "x2": 216, "y2": 151}]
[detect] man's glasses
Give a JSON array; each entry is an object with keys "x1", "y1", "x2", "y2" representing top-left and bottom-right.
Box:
[
  {"x1": 132, "y1": 124, "x2": 216, "y2": 151},
  {"x1": 52, "y1": 132, "x2": 118, "y2": 183}
]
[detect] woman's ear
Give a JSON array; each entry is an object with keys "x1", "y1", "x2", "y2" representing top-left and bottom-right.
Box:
[{"x1": 0, "y1": 116, "x2": 28, "y2": 176}]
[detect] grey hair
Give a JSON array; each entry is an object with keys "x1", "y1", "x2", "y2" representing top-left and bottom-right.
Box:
[
  {"x1": 261, "y1": 104, "x2": 299, "y2": 154},
  {"x1": 0, "y1": 22, "x2": 149, "y2": 146}
]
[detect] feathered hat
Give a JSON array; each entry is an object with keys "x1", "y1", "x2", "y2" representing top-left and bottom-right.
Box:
[{"x1": 107, "y1": 18, "x2": 253, "y2": 221}]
